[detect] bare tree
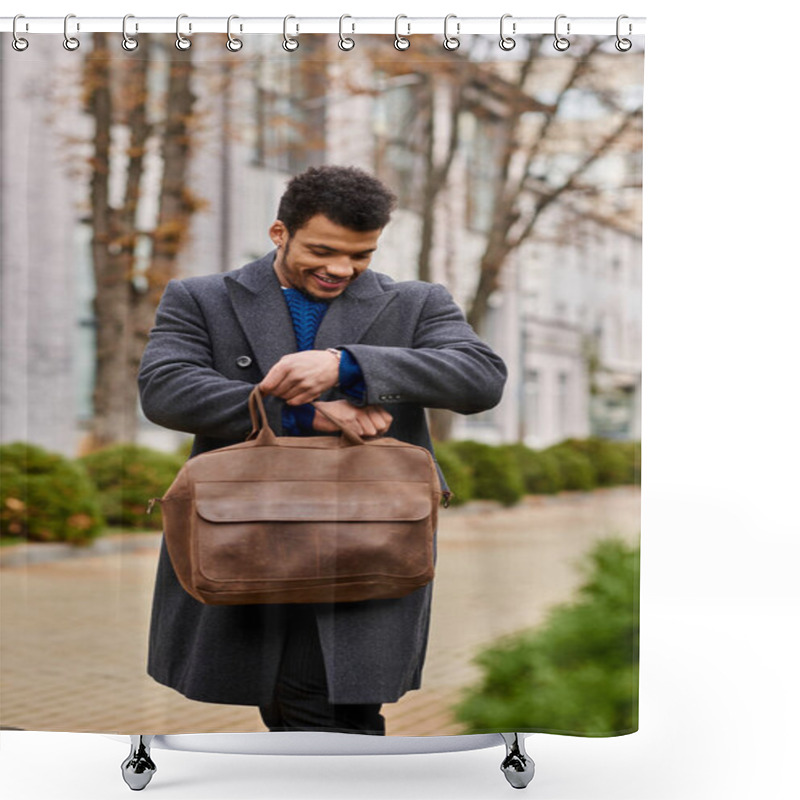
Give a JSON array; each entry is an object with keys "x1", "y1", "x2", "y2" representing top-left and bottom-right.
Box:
[
  {"x1": 361, "y1": 36, "x2": 641, "y2": 324},
  {"x1": 383, "y1": 37, "x2": 642, "y2": 438},
  {"x1": 83, "y1": 33, "x2": 199, "y2": 448},
  {"x1": 464, "y1": 40, "x2": 643, "y2": 333}
]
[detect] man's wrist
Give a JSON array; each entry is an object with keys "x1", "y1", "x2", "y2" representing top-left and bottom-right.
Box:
[{"x1": 325, "y1": 348, "x2": 341, "y2": 386}]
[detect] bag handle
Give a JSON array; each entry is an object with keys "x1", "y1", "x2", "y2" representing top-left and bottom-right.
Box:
[
  {"x1": 247, "y1": 387, "x2": 365, "y2": 447},
  {"x1": 247, "y1": 389, "x2": 278, "y2": 445}
]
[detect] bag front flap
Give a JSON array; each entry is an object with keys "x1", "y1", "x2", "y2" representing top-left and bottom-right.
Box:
[{"x1": 194, "y1": 480, "x2": 433, "y2": 523}]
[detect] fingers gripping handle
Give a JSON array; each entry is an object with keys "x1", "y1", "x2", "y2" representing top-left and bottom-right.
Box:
[
  {"x1": 310, "y1": 400, "x2": 365, "y2": 446},
  {"x1": 247, "y1": 387, "x2": 365, "y2": 446}
]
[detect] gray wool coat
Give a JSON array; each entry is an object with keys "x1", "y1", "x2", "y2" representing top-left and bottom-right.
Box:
[{"x1": 138, "y1": 250, "x2": 507, "y2": 706}]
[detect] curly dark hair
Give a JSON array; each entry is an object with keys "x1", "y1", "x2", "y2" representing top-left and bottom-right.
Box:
[{"x1": 277, "y1": 165, "x2": 397, "y2": 235}]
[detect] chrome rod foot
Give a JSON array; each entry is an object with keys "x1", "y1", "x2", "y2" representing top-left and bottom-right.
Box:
[
  {"x1": 500, "y1": 733, "x2": 535, "y2": 789},
  {"x1": 121, "y1": 735, "x2": 156, "y2": 791}
]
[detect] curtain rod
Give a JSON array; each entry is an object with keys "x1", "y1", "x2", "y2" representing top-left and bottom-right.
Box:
[{"x1": 1, "y1": 16, "x2": 646, "y2": 37}]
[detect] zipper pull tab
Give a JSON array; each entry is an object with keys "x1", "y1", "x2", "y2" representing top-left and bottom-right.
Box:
[
  {"x1": 441, "y1": 491, "x2": 452, "y2": 509},
  {"x1": 146, "y1": 498, "x2": 161, "y2": 515}
]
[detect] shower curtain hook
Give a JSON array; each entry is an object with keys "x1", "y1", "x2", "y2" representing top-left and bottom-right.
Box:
[
  {"x1": 226, "y1": 15, "x2": 243, "y2": 51},
  {"x1": 283, "y1": 15, "x2": 299, "y2": 51},
  {"x1": 443, "y1": 14, "x2": 460, "y2": 51},
  {"x1": 11, "y1": 15, "x2": 29, "y2": 51},
  {"x1": 338, "y1": 15, "x2": 355, "y2": 51},
  {"x1": 122, "y1": 15, "x2": 139, "y2": 51},
  {"x1": 499, "y1": 14, "x2": 516, "y2": 51},
  {"x1": 615, "y1": 15, "x2": 633, "y2": 52},
  {"x1": 175, "y1": 14, "x2": 191, "y2": 50},
  {"x1": 63, "y1": 13, "x2": 80, "y2": 51},
  {"x1": 553, "y1": 14, "x2": 570, "y2": 51},
  {"x1": 394, "y1": 15, "x2": 411, "y2": 51}
]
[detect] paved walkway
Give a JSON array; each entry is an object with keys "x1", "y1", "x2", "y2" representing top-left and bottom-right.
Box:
[{"x1": 0, "y1": 488, "x2": 640, "y2": 736}]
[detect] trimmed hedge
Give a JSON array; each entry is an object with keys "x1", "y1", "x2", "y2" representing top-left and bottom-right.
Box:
[
  {"x1": 499, "y1": 443, "x2": 563, "y2": 495},
  {"x1": 616, "y1": 440, "x2": 641, "y2": 485},
  {"x1": 435, "y1": 437, "x2": 640, "y2": 506},
  {"x1": 80, "y1": 444, "x2": 184, "y2": 530},
  {"x1": 0, "y1": 442, "x2": 104, "y2": 544},
  {"x1": 446, "y1": 440, "x2": 526, "y2": 507},
  {"x1": 175, "y1": 438, "x2": 194, "y2": 462},
  {"x1": 432, "y1": 442, "x2": 474, "y2": 506},
  {"x1": 559, "y1": 437, "x2": 633, "y2": 487},
  {"x1": 543, "y1": 444, "x2": 597, "y2": 491}
]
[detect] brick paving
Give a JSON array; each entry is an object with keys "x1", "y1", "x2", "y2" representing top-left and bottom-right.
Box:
[{"x1": 0, "y1": 488, "x2": 640, "y2": 736}]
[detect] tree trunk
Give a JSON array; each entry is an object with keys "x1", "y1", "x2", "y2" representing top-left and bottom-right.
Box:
[
  {"x1": 85, "y1": 35, "x2": 198, "y2": 448},
  {"x1": 417, "y1": 75, "x2": 466, "y2": 283},
  {"x1": 129, "y1": 44, "x2": 199, "y2": 434},
  {"x1": 417, "y1": 80, "x2": 436, "y2": 284},
  {"x1": 85, "y1": 33, "x2": 141, "y2": 447},
  {"x1": 427, "y1": 408, "x2": 456, "y2": 442}
]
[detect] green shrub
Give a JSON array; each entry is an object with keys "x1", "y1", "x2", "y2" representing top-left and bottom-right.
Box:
[
  {"x1": 0, "y1": 442, "x2": 104, "y2": 544},
  {"x1": 433, "y1": 441, "x2": 473, "y2": 506},
  {"x1": 175, "y1": 438, "x2": 194, "y2": 462},
  {"x1": 616, "y1": 440, "x2": 641, "y2": 485},
  {"x1": 80, "y1": 444, "x2": 183, "y2": 530},
  {"x1": 560, "y1": 437, "x2": 633, "y2": 487},
  {"x1": 448, "y1": 440, "x2": 525, "y2": 507},
  {"x1": 544, "y1": 444, "x2": 597, "y2": 491},
  {"x1": 500, "y1": 443, "x2": 563, "y2": 495},
  {"x1": 454, "y1": 538, "x2": 639, "y2": 735}
]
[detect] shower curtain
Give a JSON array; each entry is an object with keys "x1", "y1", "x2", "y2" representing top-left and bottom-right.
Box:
[{"x1": 0, "y1": 26, "x2": 643, "y2": 739}]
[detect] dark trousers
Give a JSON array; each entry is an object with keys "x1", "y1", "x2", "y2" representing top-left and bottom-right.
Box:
[{"x1": 258, "y1": 605, "x2": 385, "y2": 735}]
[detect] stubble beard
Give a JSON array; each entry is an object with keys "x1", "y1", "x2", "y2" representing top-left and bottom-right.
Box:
[{"x1": 278, "y1": 236, "x2": 340, "y2": 304}]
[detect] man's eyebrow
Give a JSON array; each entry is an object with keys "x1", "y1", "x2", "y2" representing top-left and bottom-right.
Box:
[{"x1": 307, "y1": 243, "x2": 377, "y2": 256}]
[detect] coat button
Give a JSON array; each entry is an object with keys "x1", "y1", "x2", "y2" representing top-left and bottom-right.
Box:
[{"x1": 235, "y1": 355, "x2": 253, "y2": 368}]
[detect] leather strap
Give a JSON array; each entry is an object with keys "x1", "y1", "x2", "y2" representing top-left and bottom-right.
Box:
[{"x1": 247, "y1": 388, "x2": 278, "y2": 445}]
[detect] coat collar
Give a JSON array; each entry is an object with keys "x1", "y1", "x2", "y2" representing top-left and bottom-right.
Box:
[{"x1": 224, "y1": 250, "x2": 397, "y2": 375}]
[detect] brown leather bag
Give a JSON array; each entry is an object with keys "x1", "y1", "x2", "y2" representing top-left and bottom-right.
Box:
[{"x1": 155, "y1": 388, "x2": 441, "y2": 605}]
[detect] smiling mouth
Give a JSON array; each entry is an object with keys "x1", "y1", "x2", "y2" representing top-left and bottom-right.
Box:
[{"x1": 313, "y1": 273, "x2": 348, "y2": 287}]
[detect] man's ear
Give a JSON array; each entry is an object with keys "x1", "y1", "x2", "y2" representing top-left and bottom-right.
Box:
[{"x1": 269, "y1": 220, "x2": 288, "y2": 248}]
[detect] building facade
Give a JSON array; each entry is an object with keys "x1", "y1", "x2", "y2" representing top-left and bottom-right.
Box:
[{"x1": 1, "y1": 35, "x2": 642, "y2": 456}]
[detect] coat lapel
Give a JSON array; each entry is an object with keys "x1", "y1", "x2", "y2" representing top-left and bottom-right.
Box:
[
  {"x1": 226, "y1": 251, "x2": 397, "y2": 372},
  {"x1": 225, "y1": 251, "x2": 297, "y2": 376},
  {"x1": 313, "y1": 270, "x2": 397, "y2": 350}
]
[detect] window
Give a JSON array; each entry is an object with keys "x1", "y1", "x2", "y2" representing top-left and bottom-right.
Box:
[
  {"x1": 463, "y1": 113, "x2": 502, "y2": 233},
  {"x1": 523, "y1": 369, "x2": 540, "y2": 439},
  {"x1": 557, "y1": 371, "x2": 569, "y2": 435},
  {"x1": 252, "y1": 58, "x2": 324, "y2": 173},
  {"x1": 373, "y1": 76, "x2": 428, "y2": 213},
  {"x1": 74, "y1": 223, "x2": 96, "y2": 422}
]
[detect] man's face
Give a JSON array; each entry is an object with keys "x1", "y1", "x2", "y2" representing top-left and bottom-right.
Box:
[{"x1": 270, "y1": 214, "x2": 382, "y2": 301}]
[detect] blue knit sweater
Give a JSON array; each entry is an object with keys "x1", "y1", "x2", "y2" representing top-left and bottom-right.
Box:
[{"x1": 281, "y1": 287, "x2": 366, "y2": 435}]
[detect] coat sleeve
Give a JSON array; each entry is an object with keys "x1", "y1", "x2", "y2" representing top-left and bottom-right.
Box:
[
  {"x1": 138, "y1": 279, "x2": 259, "y2": 440},
  {"x1": 342, "y1": 283, "x2": 507, "y2": 414}
]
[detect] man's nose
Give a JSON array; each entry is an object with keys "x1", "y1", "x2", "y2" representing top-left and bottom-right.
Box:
[{"x1": 325, "y1": 256, "x2": 357, "y2": 275}]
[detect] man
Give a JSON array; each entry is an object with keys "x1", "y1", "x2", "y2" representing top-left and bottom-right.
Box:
[{"x1": 138, "y1": 165, "x2": 507, "y2": 735}]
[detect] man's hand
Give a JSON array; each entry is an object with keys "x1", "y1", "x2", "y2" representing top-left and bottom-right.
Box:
[
  {"x1": 259, "y1": 351, "x2": 339, "y2": 405},
  {"x1": 312, "y1": 400, "x2": 393, "y2": 438}
]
